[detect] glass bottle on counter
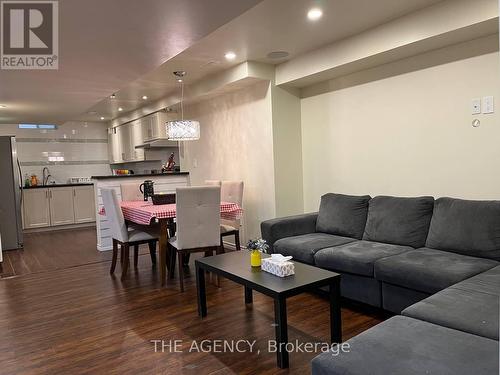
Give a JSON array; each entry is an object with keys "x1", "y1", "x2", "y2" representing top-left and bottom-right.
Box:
[{"x1": 24, "y1": 174, "x2": 30, "y2": 188}]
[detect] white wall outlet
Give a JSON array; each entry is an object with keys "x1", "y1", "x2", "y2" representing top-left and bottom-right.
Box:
[
  {"x1": 472, "y1": 98, "x2": 481, "y2": 115},
  {"x1": 193, "y1": 158, "x2": 198, "y2": 168},
  {"x1": 482, "y1": 96, "x2": 494, "y2": 114}
]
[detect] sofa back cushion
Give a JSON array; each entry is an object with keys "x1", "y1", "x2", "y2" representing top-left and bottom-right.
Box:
[
  {"x1": 316, "y1": 193, "x2": 371, "y2": 239},
  {"x1": 363, "y1": 196, "x2": 434, "y2": 248},
  {"x1": 426, "y1": 198, "x2": 500, "y2": 260}
]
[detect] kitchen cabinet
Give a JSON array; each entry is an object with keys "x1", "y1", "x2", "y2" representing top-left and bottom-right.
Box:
[
  {"x1": 108, "y1": 111, "x2": 177, "y2": 164},
  {"x1": 22, "y1": 185, "x2": 95, "y2": 230},
  {"x1": 108, "y1": 127, "x2": 122, "y2": 164},
  {"x1": 23, "y1": 188, "x2": 51, "y2": 229},
  {"x1": 73, "y1": 185, "x2": 96, "y2": 223},
  {"x1": 129, "y1": 120, "x2": 145, "y2": 162},
  {"x1": 118, "y1": 124, "x2": 132, "y2": 162},
  {"x1": 49, "y1": 187, "x2": 75, "y2": 226},
  {"x1": 145, "y1": 112, "x2": 177, "y2": 146}
]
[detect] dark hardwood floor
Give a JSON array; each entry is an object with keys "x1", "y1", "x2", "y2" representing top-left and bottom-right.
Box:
[
  {"x1": 0, "y1": 228, "x2": 114, "y2": 278},
  {"x1": 0, "y1": 228, "x2": 384, "y2": 374}
]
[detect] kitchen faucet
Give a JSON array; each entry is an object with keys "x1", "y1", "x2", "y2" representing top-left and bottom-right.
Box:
[{"x1": 42, "y1": 167, "x2": 52, "y2": 186}]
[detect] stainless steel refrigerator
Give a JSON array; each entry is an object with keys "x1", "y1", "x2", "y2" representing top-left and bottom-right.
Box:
[{"x1": 0, "y1": 136, "x2": 23, "y2": 251}]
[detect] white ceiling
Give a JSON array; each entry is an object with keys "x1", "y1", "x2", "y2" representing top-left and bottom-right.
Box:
[
  {"x1": 0, "y1": 0, "x2": 446, "y2": 124},
  {"x1": 0, "y1": 0, "x2": 262, "y2": 124}
]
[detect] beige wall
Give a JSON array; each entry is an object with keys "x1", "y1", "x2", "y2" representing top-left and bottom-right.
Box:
[
  {"x1": 301, "y1": 37, "x2": 500, "y2": 212},
  {"x1": 181, "y1": 81, "x2": 276, "y2": 242},
  {"x1": 271, "y1": 85, "x2": 304, "y2": 216}
]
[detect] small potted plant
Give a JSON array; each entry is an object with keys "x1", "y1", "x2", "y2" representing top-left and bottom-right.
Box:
[{"x1": 247, "y1": 239, "x2": 269, "y2": 267}]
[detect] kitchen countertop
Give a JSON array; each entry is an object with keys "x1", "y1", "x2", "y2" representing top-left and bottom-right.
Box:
[
  {"x1": 91, "y1": 172, "x2": 189, "y2": 179},
  {"x1": 23, "y1": 183, "x2": 94, "y2": 189}
]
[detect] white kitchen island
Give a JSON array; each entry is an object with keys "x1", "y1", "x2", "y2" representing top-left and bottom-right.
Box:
[{"x1": 92, "y1": 172, "x2": 190, "y2": 251}]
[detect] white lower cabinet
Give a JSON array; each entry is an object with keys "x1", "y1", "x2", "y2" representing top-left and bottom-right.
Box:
[
  {"x1": 49, "y1": 187, "x2": 75, "y2": 226},
  {"x1": 23, "y1": 185, "x2": 95, "y2": 229},
  {"x1": 23, "y1": 188, "x2": 51, "y2": 229},
  {"x1": 73, "y1": 186, "x2": 96, "y2": 223}
]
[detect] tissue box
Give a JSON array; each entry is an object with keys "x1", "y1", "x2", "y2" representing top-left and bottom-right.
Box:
[{"x1": 261, "y1": 257, "x2": 295, "y2": 277}]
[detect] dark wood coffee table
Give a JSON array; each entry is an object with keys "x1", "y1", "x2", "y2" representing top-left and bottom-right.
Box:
[{"x1": 195, "y1": 251, "x2": 342, "y2": 369}]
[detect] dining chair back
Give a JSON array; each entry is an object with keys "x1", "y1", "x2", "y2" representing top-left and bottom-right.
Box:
[
  {"x1": 101, "y1": 188, "x2": 128, "y2": 243},
  {"x1": 101, "y1": 188, "x2": 158, "y2": 279},
  {"x1": 175, "y1": 186, "x2": 221, "y2": 250},
  {"x1": 120, "y1": 183, "x2": 143, "y2": 201}
]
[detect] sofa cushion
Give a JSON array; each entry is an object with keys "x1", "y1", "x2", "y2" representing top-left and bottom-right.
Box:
[
  {"x1": 450, "y1": 265, "x2": 500, "y2": 296},
  {"x1": 402, "y1": 287, "x2": 499, "y2": 340},
  {"x1": 261, "y1": 213, "x2": 318, "y2": 247},
  {"x1": 314, "y1": 240, "x2": 412, "y2": 277},
  {"x1": 374, "y1": 248, "x2": 498, "y2": 294},
  {"x1": 316, "y1": 193, "x2": 371, "y2": 239},
  {"x1": 426, "y1": 197, "x2": 500, "y2": 261},
  {"x1": 363, "y1": 196, "x2": 434, "y2": 248},
  {"x1": 311, "y1": 316, "x2": 499, "y2": 375},
  {"x1": 273, "y1": 233, "x2": 355, "y2": 265}
]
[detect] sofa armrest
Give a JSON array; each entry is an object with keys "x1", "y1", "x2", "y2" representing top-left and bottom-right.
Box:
[{"x1": 261, "y1": 212, "x2": 318, "y2": 250}]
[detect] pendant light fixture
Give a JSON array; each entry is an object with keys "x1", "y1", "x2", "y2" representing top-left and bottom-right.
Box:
[{"x1": 166, "y1": 71, "x2": 200, "y2": 141}]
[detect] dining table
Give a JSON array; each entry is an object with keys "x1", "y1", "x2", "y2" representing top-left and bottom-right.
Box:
[{"x1": 100, "y1": 200, "x2": 243, "y2": 286}]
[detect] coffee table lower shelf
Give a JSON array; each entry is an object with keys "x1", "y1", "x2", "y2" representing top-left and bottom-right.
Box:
[{"x1": 195, "y1": 252, "x2": 342, "y2": 369}]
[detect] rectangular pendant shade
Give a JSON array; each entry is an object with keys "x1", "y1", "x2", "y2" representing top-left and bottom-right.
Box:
[{"x1": 166, "y1": 120, "x2": 200, "y2": 141}]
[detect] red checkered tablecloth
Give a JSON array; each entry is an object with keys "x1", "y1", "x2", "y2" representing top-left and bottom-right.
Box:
[{"x1": 99, "y1": 200, "x2": 243, "y2": 225}]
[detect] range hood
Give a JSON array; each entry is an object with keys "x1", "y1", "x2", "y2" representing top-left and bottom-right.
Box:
[{"x1": 135, "y1": 138, "x2": 177, "y2": 149}]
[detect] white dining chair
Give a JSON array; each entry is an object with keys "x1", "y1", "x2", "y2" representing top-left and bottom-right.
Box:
[
  {"x1": 101, "y1": 188, "x2": 159, "y2": 280},
  {"x1": 168, "y1": 186, "x2": 222, "y2": 292},
  {"x1": 120, "y1": 183, "x2": 144, "y2": 201},
  {"x1": 220, "y1": 181, "x2": 244, "y2": 251}
]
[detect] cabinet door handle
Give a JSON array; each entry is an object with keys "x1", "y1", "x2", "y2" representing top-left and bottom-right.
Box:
[
  {"x1": 45, "y1": 190, "x2": 48, "y2": 199},
  {"x1": 73, "y1": 189, "x2": 76, "y2": 197},
  {"x1": 49, "y1": 190, "x2": 52, "y2": 199}
]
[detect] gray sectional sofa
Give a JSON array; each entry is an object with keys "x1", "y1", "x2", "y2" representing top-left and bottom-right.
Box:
[{"x1": 261, "y1": 193, "x2": 500, "y2": 374}]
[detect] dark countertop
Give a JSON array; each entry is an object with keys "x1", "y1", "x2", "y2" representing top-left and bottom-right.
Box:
[
  {"x1": 91, "y1": 171, "x2": 189, "y2": 179},
  {"x1": 23, "y1": 183, "x2": 94, "y2": 189}
]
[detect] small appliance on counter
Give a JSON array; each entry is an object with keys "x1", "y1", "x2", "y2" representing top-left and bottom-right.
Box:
[
  {"x1": 139, "y1": 180, "x2": 154, "y2": 201},
  {"x1": 68, "y1": 177, "x2": 92, "y2": 184}
]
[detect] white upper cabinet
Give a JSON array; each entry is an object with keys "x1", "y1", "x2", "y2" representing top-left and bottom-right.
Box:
[
  {"x1": 117, "y1": 124, "x2": 132, "y2": 162},
  {"x1": 108, "y1": 127, "x2": 122, "y2": 164},
  {"x1": 145, "y1": 112, "x2": 177, "y2": 146},
  {"x1": 107, "y1": 111, "x2": 177, "y2": 164},
  {"x1": 129, "y1": 120, "x2": 145, "y2": 162}
]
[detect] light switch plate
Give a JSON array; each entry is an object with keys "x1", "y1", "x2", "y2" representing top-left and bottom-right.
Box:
[
  {"x1": 482, "y1": 96, "x2": 494, "y2": 114},
  {"x1": 472, "y1": 98, "x2": 481, "y2": 115}
]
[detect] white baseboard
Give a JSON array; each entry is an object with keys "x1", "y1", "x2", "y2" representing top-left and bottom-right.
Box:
[{"x1": 24, "y1": 222, "x2": 96, "y2": 234}]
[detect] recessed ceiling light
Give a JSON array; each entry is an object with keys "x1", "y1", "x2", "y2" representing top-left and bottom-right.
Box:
[
  {"x1": 225, "y1": 51, "x2": 236, "y2": 60},
  {"x1": 307, "y1": 8, "x2": 323, "y2": 21},
  {"x1": 177, "y1": 79, "x2": 183, "y2": 83},
  {"x1": 0, "y1": 104, "x2": 6, "y2": 108},
  {"x1": 118, "y1": 107, "x2": 123, "y2": 111},
  {"x1": 142, "y1": 95, "x2": 148, "y2": 100},
  {"x1": 100, "y1": 116, "x2": 105, "y2": 120},
  {"x1": 267, "y1": 51, "x2": 290, "y2": 60}
]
